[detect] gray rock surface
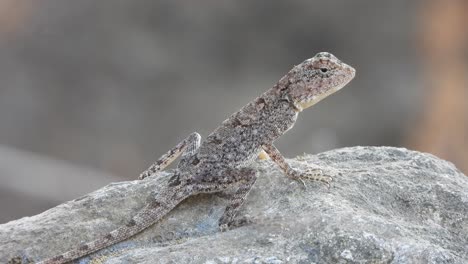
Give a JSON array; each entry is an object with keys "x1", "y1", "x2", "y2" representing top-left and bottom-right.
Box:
[{"x1": 1, "y1": 146, "x2": 467, "y2": 263}]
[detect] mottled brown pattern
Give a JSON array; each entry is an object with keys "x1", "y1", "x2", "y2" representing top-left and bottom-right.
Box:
[
  {"x1": 35, "y1": 52, "x2": 355, "y2": 264},
  {"x1": 78, "y1": 245, "x2": 89, "y2": 251}
]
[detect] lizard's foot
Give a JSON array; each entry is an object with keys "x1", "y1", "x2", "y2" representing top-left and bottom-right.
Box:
[
  {"x1": 219, "y1": 215, "x2": 253, "y2": 232},
  {"x1": 8, "y1": 256, "x2": 32, "y2": 264},
  {"x1": 288, "y1": 168, "x2": 333, "y2": 188},
  {"x1": 8, "y1": 256, "x2": 22, "y2": 264}
]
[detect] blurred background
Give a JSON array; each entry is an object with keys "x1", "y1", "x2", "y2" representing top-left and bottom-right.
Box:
[{"x1": 0, "y1": 0, "x2": 467, "y2": 224}]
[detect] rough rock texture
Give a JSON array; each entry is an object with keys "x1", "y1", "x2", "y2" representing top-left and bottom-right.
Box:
[{"x1": 1, "y1": 146, "x2": 467, "y2": 264}]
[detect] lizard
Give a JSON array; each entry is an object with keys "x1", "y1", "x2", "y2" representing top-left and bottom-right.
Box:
[{"x1": 35, "y1": 52, "x2": 355, "y2": 264}]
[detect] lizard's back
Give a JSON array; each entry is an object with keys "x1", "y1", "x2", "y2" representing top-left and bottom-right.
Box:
[{"x1": 178, "y1": 89, "x2": 298, "y2": 179}]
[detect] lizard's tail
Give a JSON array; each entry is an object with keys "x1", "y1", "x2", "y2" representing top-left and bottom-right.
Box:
[{"x1": 36, "y1": 196, "x2": 185, "y2": 264}]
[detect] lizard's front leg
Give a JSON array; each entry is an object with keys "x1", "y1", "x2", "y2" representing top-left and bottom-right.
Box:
[
  {"x1": 262, "y1": 143, "x2": 332, "y2": 186},
  {"x1": 139, "y1": 132, "x2": 201, "y2": 180}
]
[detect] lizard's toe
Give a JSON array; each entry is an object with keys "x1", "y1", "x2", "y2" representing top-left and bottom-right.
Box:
[
  {"x1": 303, "y1": 168, "x2": 333, "y2": 184},
  {"x1": 289, "y1": 168, "x2": 333, "y2": 188},
  {"x1": 218, "y1": 215, "x2": 253, "y2": 232}
]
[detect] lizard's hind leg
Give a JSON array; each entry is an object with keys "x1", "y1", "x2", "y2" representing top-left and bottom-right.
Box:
[
  {"x1": 219, "y1": 182, "x2": 257, "y2": 229},
  {"x1": 194, "y1": 168, "x2": 257, "y2": 231},
  {"x1": 139, "y1": 132, "x2": 201, "y2": 180},
  {"x1": 218, "y1": 168, "x2": 257, "y2": 231}
]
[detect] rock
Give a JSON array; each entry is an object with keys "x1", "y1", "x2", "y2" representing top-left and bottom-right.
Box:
[{"x1": 1, "y1": 146, "x2": 467, "y2": 263}]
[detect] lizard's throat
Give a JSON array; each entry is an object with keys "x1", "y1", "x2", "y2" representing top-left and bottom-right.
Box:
[{"x1": 293, "y1": 87, "x2": 342, "y2": 112}]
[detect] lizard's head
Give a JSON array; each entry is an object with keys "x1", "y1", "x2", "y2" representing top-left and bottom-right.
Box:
[{"x1": 285, "y1": 52, "x2": 355, "y2": 112}]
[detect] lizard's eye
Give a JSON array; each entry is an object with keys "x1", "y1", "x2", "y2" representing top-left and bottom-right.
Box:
[{"x1": 320, "y1": 68, "x2": 328, "y2": 73}]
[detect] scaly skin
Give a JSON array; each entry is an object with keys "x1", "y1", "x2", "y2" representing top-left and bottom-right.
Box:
[{"x1": 35, "y1": 52, "x2": 355, "y2": 264}]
